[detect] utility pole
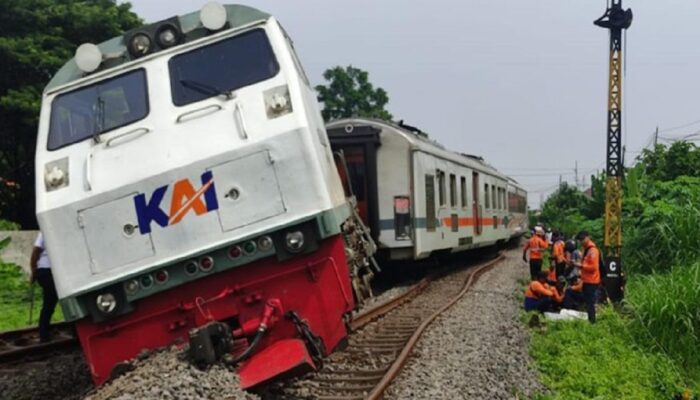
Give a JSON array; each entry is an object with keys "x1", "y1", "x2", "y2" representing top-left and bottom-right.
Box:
[
  {"x1": 595, "y1": 0, "x2": 632, "y2": 302},
  {"x1": 574, "y1": 161, "x2": 579, "y2": 189},
  {"x1": 653, "y1": 126, "x2": 659, "y2": 147}
]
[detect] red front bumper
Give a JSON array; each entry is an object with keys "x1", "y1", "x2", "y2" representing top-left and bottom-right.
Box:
[{"x1": 76, "y1": 235, "x2": 354, "y2": 387}]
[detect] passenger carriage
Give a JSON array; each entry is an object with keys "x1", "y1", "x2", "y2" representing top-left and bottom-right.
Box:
[{"x1": 327, "y1": 118, "x2": 527, "y2": 261}]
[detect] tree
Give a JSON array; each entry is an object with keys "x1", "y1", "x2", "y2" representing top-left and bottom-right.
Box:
[
  {"x1": 315, "y1": 65, "x2": 393, "y2": 122},
  {"x1": 0, "y1": 0, "x2": 141, "y2": 228},
  {"x1": 638, "y1": 141, "x2": 700, "y2": 181}
]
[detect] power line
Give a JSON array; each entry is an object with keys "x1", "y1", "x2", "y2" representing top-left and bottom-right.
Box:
[{"x1": 658, "y1": 118, "x2": 700, "y2": 133}]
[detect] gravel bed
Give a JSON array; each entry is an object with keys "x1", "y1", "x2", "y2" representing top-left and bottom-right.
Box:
[
  {"x1": 355, "y1": 284, "x2": 412, "y2": 315},
  {"x1": 0, "y1": 350, "x2": 93, "y2": 400},
  {"x1": 83, "y1": 345, "x2": 259, "y2": 400},
  {"x1": 384, "y1": 250, "x2": 545, "y2": 399}
]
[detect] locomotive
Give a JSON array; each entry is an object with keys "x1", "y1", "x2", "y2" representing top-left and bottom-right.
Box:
[
  {"x1": 34, "y1": 3, "x2": 376, "y2": 388},
  {"x1": 326, "y1": 118, "x2": 528, "y2": 260}
]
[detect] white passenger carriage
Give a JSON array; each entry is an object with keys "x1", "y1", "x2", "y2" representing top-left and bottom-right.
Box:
[
  {"x1": 35, "y1": 3, "x2": 366, "y2": 387},
  {"x1": 327, "y1": 118, "x2": 527, "y2": 261}
]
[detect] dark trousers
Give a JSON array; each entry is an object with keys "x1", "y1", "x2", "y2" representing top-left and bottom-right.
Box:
[
  {"x1": 583, "y1": 283, "x2": 598, "y2": 323},
  {"x1": 524, "y1": 297, "x2": 552, "y2": 313},
  {"x1": 529, "y1": 259, "x2": 543, "y2": 280},
  {"x1": 36, "y1": 269, "x2": 58, "y2": 342},
  {"x1": 555, "y1": 262, "x2": 566, "y2": 279},
  {"x1": 563, "y1": 289, "x2": 584, "y2": 310}
]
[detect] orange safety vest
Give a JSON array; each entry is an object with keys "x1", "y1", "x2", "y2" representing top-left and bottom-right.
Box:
[
  {"x1": 525, "y1": 281, "x2": 554, "y2": 300},
  {"x1": 552, "y1": 240, "x2": 565, "y2": 263},
  {"x1": 581, "y1": 242, "x2": 601, "y2": 284},
  {"x1": 524, "y1": 236, "x2": 548, "y2": 260}
]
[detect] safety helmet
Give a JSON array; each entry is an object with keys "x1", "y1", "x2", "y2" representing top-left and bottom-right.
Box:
[{"x1": 564, "y1": 240, "x2": 576, "y2": 252}]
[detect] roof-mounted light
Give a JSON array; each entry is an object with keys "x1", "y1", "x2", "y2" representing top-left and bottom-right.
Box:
[
  {"x1": 200, "y1": 2, "x2": 227, "y2": 31},
  {"x1": 156, "y1": 23, "x2": 182, "y2": 49},
  {"x1": 75, "y1": 43, "x2": 102, "y2": 73},
  {"x1": 127, "y1": 32, "x2": 153, "y2": 58}
]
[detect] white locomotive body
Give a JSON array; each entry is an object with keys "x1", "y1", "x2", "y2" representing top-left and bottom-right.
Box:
[
  {"x1": 35, "y1": 4, "x2": 358, "y2": 387},
  {"x1": 327, "y1": 118, "x2": 527, "y2": 260}
]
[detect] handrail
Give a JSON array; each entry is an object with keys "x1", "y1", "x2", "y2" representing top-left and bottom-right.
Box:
[
  {"x1": 85, "y1": 152, "x2": 93, "y2": 191},
  {"x1": 234, "y1": 102, "x2": 248, "y2": 139},
  {"x1": 176, "y1": 104, "x2": 223, "y2": 123},
  {"x1": 105, "y1": 127, "x2": 150, "y2": 148}
]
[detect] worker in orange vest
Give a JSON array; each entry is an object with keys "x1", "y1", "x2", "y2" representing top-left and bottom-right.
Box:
[
  {"x1": 574, "y1": 230, "x2": 601, "y2": 323},
  {"x1": 523, "y1": 226, "x2": 549, "y2": 280},
  {"x1": 524, "y1": 271, "x2": 556, "y2": 312},
  {"x1": 551, "y1": 232, "x2": 566, "y2": 279}
]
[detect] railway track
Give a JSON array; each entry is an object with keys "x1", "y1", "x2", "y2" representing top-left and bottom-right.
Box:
[
  {"x1": 262, "y1": 253, "x2": 505, "y2": 400},
  {"x1": 0, "y1": 321, "x2": 78, "y2": 363}
]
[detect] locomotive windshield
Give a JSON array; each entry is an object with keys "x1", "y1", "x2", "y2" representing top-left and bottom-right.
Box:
[
  {"x1": 169, "y1": 28, "x2": 279, "y2": 106},
  {"x1": 48, "y1": 69, "x2": 148, "y2": 150}
]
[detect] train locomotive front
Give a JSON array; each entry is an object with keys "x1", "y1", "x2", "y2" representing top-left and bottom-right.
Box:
[{"x1": 34, "y1": 3, "x2": 370, "y2": 388}]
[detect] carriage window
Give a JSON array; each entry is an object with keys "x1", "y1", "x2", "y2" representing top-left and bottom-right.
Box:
[
  {"x1": 449, "y1": 174, "x2": 457, "y2": 207},
  {"x1": 169, "y1": 29, "x2": 279, "y2": 106},
  {"x1": 492, "y1": 186, "x2": 497, "y2": 210},
  {"x1": 437, "y1": 170, "x2": 446, "y2": 206},
  {"x1": 460, "y1": 176, "x2": 467, "y2": 208},
  {"x1": 48, "y1": 69, "x2": 148, "y2": 150},
  {"x1": 425, "y1": 174, "x2": 436, "y2": 232},
  {"x1": 484, "y1": 183, "x2": 490, "y2": 209}
]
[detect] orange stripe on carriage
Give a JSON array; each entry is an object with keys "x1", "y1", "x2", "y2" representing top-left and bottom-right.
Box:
[{"x1": 441, "y1": 217, "x2": 499, "y2": 228}]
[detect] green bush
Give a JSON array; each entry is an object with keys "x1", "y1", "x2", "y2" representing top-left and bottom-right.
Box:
[
  {"x1": 0, "y1": 219, "x2": 20, "y2": 230},
  {"x1": 0, "y1": 262, "x2": 63, "y2": 331},
  {"x1": 626, "y1": 262, "x2": 700, "y2": 377},
  {"x1": 531, "y1": 308, "x2": 686, "y2": 399}
]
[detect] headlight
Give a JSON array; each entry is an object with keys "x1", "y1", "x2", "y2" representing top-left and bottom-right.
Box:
[
  {"x1": 184, "y1": 261, "x2": 199, "y2": 275},
  {"x1": 44, "y1": 158, "x2": 69, "y2": 192},
  {"x1": 124, "y1": 279, "x2": 139, "y2": 295},
  {"x1": 285, "y1": 231, "x2": 305, "y2": 253},
  {"x1": 156, "y1": 24, "x2": 181, "y2": 48},
  {"x1": 243, "y1": 241, "x2": 257, "y2": 255},
  {"x1": 257, "y1": 236, "x2": 273, "y2": 251},
  {"x1": 199, "y1": 256, "x2": 214, "y2": 272},
  {"x1": 96, "y1": 293, "x2": 117, "y2": 314},
  {"x1": 128, "y1": 32, "x2": 152, "y2": 58},
  {"x1": 140, "y1": 274, "x2": 154, "y2": 289},
  {"x1": 264, "y1": 86, "x2": 293, "y2": 119}
]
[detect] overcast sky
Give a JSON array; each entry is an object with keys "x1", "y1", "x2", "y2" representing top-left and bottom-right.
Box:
[{"x1": 126, "y1": 1, "x2": 700, "y2": 208}]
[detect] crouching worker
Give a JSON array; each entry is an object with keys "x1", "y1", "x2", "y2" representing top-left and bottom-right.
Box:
[{"x1": 524, "y1": 271, "x2": 558, "y2": 313}]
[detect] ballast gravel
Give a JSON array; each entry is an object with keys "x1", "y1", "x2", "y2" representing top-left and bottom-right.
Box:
[
  {"x1": 83, "y1": 345, "x2": 259, "y2": 400},
  {"x1": 384, "y1": 250, "x2": 545, "y2": 399},
  {"x1": 0, "y1": 350, "x2": 93, "y2": 400}
]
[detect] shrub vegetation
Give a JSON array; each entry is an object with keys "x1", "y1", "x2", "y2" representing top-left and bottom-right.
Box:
[{"x1": 530, "y1": 141, "x2": 700, "y2": 396}]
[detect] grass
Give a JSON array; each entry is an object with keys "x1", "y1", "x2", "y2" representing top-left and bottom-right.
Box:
[
  {"x1": 0, "y1": 262, "x2": 63, "y2": 331},
  {"x1": 626, "y1": 262, "x2": 700, "y2": 381},
  {"x1": 529, "y1": 307, "x2": 689, "y2": 400}
]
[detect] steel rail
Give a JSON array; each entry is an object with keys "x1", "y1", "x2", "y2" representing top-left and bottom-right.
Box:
[
  {"x1": 0, "y1": 321, "x2": 78, "y2": 363},
  {"x1": 365, "y1": 254, "x2": 504, "y2": 400},
  {"x1": 349, "y1": 278, "x2": 431, "y2": 331}
]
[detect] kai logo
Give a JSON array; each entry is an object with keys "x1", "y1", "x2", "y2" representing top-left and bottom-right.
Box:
[{"x1": 134, "y1": 171, "x2": 219, "y2": 235}]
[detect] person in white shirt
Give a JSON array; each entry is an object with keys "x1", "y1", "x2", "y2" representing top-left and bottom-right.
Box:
[{"x1": 30, "y1": 232, "x2": 57, "y2": 343}]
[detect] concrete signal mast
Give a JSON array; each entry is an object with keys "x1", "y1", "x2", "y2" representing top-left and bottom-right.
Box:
[{"x1": 594, "y1": 0, "x2": 632, "y2": 301}]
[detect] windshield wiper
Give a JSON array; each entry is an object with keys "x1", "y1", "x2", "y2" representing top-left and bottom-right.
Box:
[
  {"x1": 179, "y1": 79, "x2": 234, "y2": 100},
  {"x1": 92, "y1": 96, "x2": 105, "y2": 144}
]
